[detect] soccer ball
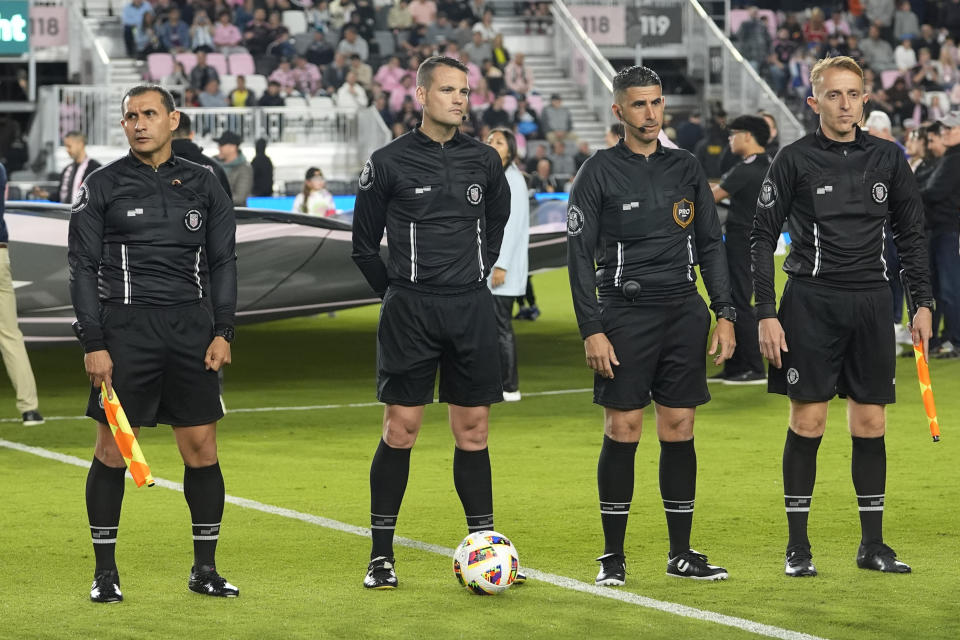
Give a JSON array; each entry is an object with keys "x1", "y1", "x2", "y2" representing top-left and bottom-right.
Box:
[{"x1": 452, "y1": 530, "x2": 519, "y2": 595}]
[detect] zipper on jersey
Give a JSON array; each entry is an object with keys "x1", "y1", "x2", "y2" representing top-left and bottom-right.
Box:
[{"x1": 154, "y1": 167, "x2": 169, "y2": 217}]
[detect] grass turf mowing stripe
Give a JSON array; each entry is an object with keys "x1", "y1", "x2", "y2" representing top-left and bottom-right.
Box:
[{"x1": 0, "y1": 437, "x2": 826, "y2": 640}]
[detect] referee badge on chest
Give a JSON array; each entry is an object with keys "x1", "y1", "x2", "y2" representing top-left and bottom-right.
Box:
[
  {"x1": 465, "y1": 183, "x2": 484, "y2": 205},
  {"x1": 672, "y1": 198, "x2": 695, "y2": 229},
  {"x1": 184, "y1": 209, "x2": 203, "y2": 232},
  {"x1": 871, "y1": 182, "x2": 888, "y2": 204}
]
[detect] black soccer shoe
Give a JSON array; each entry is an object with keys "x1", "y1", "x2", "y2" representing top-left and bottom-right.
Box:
[
  {"x1": 666, "y1": 549, "x2": 729, "y2": 581},
  {"x1": 856, "y1": 543, "x2": 912, "y2": 573},
  {"x1": 188, "y1": 566, "x2": 240, "y2": 597},
  {"x1": 722, "y1": 370, "x2": 767, "y2": 385},
  {"x1": 513, "y1": 570, "x2": 527, "y2": 585},
  {"x1": 363, "y1": 556, "x2": 398, "y2": 590},
  {"x1": 90, "y1": 568, "x2": 122, "y2": 603},
  {"x1": 785, "y1": 545, "x2": 817, "y2": 577},
  {"x1": 595, "y1": 553, "x2": 626, "y2": 586}
]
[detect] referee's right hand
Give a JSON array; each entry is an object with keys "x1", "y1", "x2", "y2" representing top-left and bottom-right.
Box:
[
  {"x1": 84, "y1": 350, "x2": 114, "y2": 400},
  {"x1": 584, "y1": 333, "x2": 619, "y2": 379}
]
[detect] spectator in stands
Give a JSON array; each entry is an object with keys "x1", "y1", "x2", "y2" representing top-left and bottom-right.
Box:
[
  {"x1": 190, "y1": 10, "x2": 216, "y2": 52},
  {"x1": 693, "y1": 108, "x2": 728, "y2": 180},
  {"x1": 866, "y1": 0, "x2": 896, "y2": 38},
  {"x1": 327, "y1": 0, "x2": 350, "y2": 31},
  {"x1": 229, "y1": 75, "x2": 257, "y2": 106},
  {"x1": 573, "y1": 140, "x2": 591, "y2": 172},
  {"x1": 306, "y1": 0, "x2": 332, "y2": 32},
  {"x1": 388, "y1": 73, "x2": 417, "y2": 113},
  {"x1": 911, "y1": 48, "x2": 941, "y2": 89},
  {"x1": 182, "y1": 87, "x2": 201, "y2": 107},
  {"x1": 905, "y1": 87, "x2": 929, "y2": 124},
  {"x1": 846, "y1": 33, "x2": 865, "y2": 66},
  {"x1": 803, "y1": 8, "x2": 828, "y2": 44},
  {"x1": 894, "y1": 1, "x2": 919, "y2": 41},
  {"x1": 906, "y1": 125, "x2": 936, "y2": 184},
  {"x1": 425, "y1": 12, "x2": 455, "y2": 45},
  {"x1": 163, "y1": 61, "x2": 189, "y2": 87},
  {"x1": 214, "y1": 10, "x2": 244, "y2": 52},
  {"x1": 408, "y1": 0, "x2": 437, "y2": 26},
  {"x1": 374, "y1": 56, "x2": 408, "y2": 92},
  {"x1": 528, "y1": 158, "x2": 559, "y2": 192},
  {"x1": 865, "y1": 110, "x2": 904, "y2": 150},
  {"x1": 504, "y1": 53, "x2": 533, "y2": 97},
  {"x1": 190, "y1": 50, "x2": 221, "y2": 91},
  {"x1": 913, "y1": 24, "x2": 940, "y2": 60},
  {"x1": 736, "y1": 6, "x2": 771, "y2": 71},
  {"x1": 337, "y1": 26, "x2": 370, "y2": 61},
  {"x1": 473, "y1": 9, "x2": 496, "y2": 40},
  {"x1": 451, "y1": 18, "x2": 474, "y2": 47},
  {"x1": 541, "y1": 93, "x2": 574, "y2": 144},
  {"x1": 513, "y1": 95, "x2": 540, "y2": 139},
  {"x1": 469, "y1": 76, "x2": 494, "y2": 110},
  {"x1": 122, "y1": 0, "x2": 154, "y2": 58},
  {"x1": 821, "y1": 33, "x2": 846, "y2": 58},
  {"x1": 267, "y1": 28, "x2": 296, "y2": 59},
  {"x1": 467, "y1": 0, "x2": 486, "y2": 22},
  {"x1": 826, "y1": 10, "x2": 852, "y2": 37},
  {"x1": 214, "y1": 130, "x2": 253, "y2": 206},
  {"x1": 293, "y1": 167, "x2": 336, "y2": 216},
  {"x1": 159, "y1": 8, "x2": 192, "y2": 52},
  {"x1": 169, "y1": 112, "x2": 233, "y2": 198},
  {"x1": 348, "y1": 54, "x2": 373, "y2": 90},
  {"x1": 135, "y1": 11, "x2": 165, "y2": 59},
  {"x1": 548, "y1": 140, "x2": 575, "y2": 177},
  {"x1": 400, "y1": 24, "x2": 428, "y2": 55},
  {"x1": 482, "y1": 59, "x2": 505, "y2": 94},
  {"x1": 269, "y1": 59, "x2": 298, "y2": 95},
  {"x1": 482, "y1": 94, "x2": 511, "y2": 129},
  {"x1": 459, "y1": 51, "x2": 482, "y2": 89},
  {"x1": 306, "y1": 30, "x2": 335, "y2": 66},
  {"x1": 293, "y1": 54, "x2": 324, "y2": 95},
  {"x1": 939, "y1": 40, "x2": 959, "y2": 85},
  {"x1": 243, "y1": 8, "x2": 273, "y2": 55},
  {"x1": 323, "y1": 52, "x2": 351, "y2": 92},
  {"x1": 258, "y1": 80, "x2": 286, "y2": 106},
  {"x1": 524, "y1": 142, "x2": 548, "y2": 172},
  {"x1": 32, "y1": 131, "x2": 100, "y2": 204},
  {"x1": 388, "y1": 0, "x2": 414, "y2": 31},
  {"x1": 375, "y1": 94, "x2": 395, "y2": 127},
  {"x1": 198, "y1": 78, "x2": 229, "y2": 107},
  {"x1": 251, "y1": 138, "x2": 275, "y2": 197},
  {"x1": 861, "y1": 24, "x2": 897, "y2": 71},
  {"x1": 895, "y1": 37, "x2": 917, "y2": 71},
  {"x1": 485, "y1": 33, "x2": 507, "y2": 68},
  {"x1": 675, "y1": 111, "x2": 704, "y2": 151},
  {"x1": 780, "y1": 12, "x2": 803, "y2": 44},
  {"x1": 398, "y1": 97, "x2": 420, "y2": 129},
  {"x1": 462, "y1": 30, "x2": 492, "y2": 68},
  {"x1": 233, "y1": 0, "x2": 253, "y2": 28},
  {"x1": 758, "y1": 111, "x2": 779, "y2": 157},
  {"x1": 336, "y1": 71, "x2": 369, "y2": 107}
]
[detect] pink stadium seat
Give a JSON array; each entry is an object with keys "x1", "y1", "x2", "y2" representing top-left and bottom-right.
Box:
[
  {"x1": 527, "y1": 93, "x2": 544, "y2": 115},
  {"x1": 206, "y1": 52, "x2": 229, "y2": 76},
  {"x1": 228, "y1": 52, "x2": 256, "y2": 76},
  {"x1": 881, "y1": 69, "x2": 904, "y2": 89},
  {"x1": 176, "y1": 52, "x2": 198, "y2": 74},
  {"x1": 501, "y1": 94, "x2": 518, "y2": 116},
  {"x1": 147, "y1": 53, "x2": 175, "y2": 81}
]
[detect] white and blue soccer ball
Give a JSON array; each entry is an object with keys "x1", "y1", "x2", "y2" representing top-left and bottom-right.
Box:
[{"x1": 452, "y1": 530, "x2": 519, "y2": 595}]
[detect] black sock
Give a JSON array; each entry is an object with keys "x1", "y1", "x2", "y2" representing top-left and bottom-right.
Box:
[
  {"x1": 86, "y1": 457, "x2": 126, "y2": 572},
  {"x1": 370, "y1": 439, "x2": 411, "y2": 559},
  {"x1": 184, "y1": 462, "x2": 225, "y2": 571},
  {"x1": 852, "y1": 435, "x2": 886, "y2": 546},
  {"x1": 660, "y1": 439, "x2": 697, "y2": 557},
  {"x1": 454, "y1": 447, "x2": 494, "y2": 533},
  {"x1": 597, "y1": 435, "x2": 638, "y2": 555},
  {"x1": 783, "y1": 429, "x2": 822, "y2": 550}
]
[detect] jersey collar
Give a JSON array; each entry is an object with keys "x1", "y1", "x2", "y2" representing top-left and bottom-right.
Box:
[
  {"x1": 613, "y1": 138, "x2": 666, "y2": 159},
  {"x1": 125, "y1": 149, "x2": 180, "y2": 170},
  {"x1": 412, "y1": 125, "x2": 462, "y2": 148}
]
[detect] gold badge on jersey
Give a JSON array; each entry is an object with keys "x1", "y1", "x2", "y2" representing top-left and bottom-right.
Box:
[{"x1": 673, "y1": 198, "x2": 694, "y2": 228}]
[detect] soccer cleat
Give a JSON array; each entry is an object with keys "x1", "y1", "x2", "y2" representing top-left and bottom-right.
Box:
[
  {"x1": 666, "y1": 549, "x2": 729, "y2": 580},
  {"x1": 785, "y1": 545, "x2": 817, "y2": 577},
  {"x1": 595, "y1": 553, "x2": 626, "y2": 586},
  {"x1": 502, "y1": 390, "x2": 522, "y2": 402},
  {"x1": 22, "y1": 410, "x2": 45, "y2": 426},
  {"x1": 188, "y1": 566, "x2": 240, "y2": 597},
  {"x1": 722, "y1": 371, "x2": 766, "y2": 385},
  {"x1": 363, "y1": 556, "x2": 398, "y2": 589},
  {"x1": 527, "y1": 305, "x2": 541, "y2": 320},
  {"x1": 707, "y1": 371, "x2": 729, "y2": 382},
  {"x1": 513, "y1": 570, "x2": 527, "y2": 585},
  {"x1": 90, "y1": 568, "x2": 122, "y2": 603},
  {"x1": 856, "y1": 543, "x2": 911, "y2": 573}
]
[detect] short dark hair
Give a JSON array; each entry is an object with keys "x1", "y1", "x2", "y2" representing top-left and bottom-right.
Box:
[
  {"x1": 121, "y1": 84, "x2": 176, "y2": 115},
  {"x1": 416, "y1": 55, "x2": 468, "y2": 89},
  {"x1": 488, "y1": 127, "x2": 517, "y2": 166},
  {"x1": 727, "y1": 114, "x2": 771, "y2": 147},
  {"x1": 172, "y1": 111, "x2": 192, "y2": 138},
  {"x1": 612, "y1": 65, "x2": 661, "y2": 101},
  {"x1": 64, "y1": 130, "x2": 86, "y2": 143}
]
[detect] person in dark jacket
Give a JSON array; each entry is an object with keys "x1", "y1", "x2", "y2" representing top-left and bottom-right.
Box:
[
  {"x1": 170, "y1": 112, "x2": 233, "y2": 199},
  {"x1": 68, "y1": 84, "x2": 239, "y2": 604},
  {"x1": 32, "y1": 131, "x2": 101, "y2": 203},
  {"x1": 250, "y1": 138, "x2": 274, "y2": 197},
  {"x1": 567, "y1": 65, "x2": 735, "y2": 587}
]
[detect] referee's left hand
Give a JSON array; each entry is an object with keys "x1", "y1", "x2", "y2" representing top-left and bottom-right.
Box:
[
  {"x1": 205, "y1": 337, "x2": 232, "y2": 372},
  {"x1": 709, "y1": 319, "x2": 736, "y2": 366}
]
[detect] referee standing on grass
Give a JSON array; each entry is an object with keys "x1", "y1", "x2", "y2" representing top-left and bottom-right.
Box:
[
  {"x1": 69, "y1": 84, "x2": 239, "y2": 602},
  {"x1": 567, "y1": 66, "x2": 736, "y2": 586},
  {"x1": 351, "y1": 56, "x2": 513, "y2": 590},
  {"x1": 751, "y1": 57, "x2": 932, "y2": 578}
]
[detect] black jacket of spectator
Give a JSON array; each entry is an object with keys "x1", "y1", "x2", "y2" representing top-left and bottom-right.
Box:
[
  {"x1": 55, "y1": 157, "x2": 102, "y2": 203},
  {"x1": 251, "y1": 153, "x2": 274, "y2": 197},
  {"x1": 921, "y1": 144, "x2": 960, "y2": 233},
  {"x1": 171, "y1": 138, "x2": 233, "y2": 199},
  {"x1": 189, "y1": 64, "x2": 220, "y2": 91},
  {"x1": 307, "y1": 40, "x2": 335, "y2": 67}
]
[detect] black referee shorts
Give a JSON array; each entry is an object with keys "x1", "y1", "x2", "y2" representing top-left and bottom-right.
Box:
[
  {"x1": 594, "y1": 293, "x2": 711, "y2": 411},
  {"x1": 376, "y1": 285, "x2": 502, "y2": 407},
  {"x1": 85, "y1": 302, "x2": 224, "y2": 427},
  {"x1": 769, "y1": 279, "x2": 895, "y2": 405}
]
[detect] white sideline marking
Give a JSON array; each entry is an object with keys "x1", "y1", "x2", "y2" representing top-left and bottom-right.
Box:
[
  {"x1": 0, "y1": 438, "x2": 826, "y2": 640},
  {"x1": 0, "y1": 388, "x2": 595, "y2": 423}
]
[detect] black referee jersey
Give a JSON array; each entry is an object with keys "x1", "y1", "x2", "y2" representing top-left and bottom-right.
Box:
[
  {"x1": 68, "y1": 151, "x2": 238, "y2": 353},
  {"x1": 351, "y1": 126, "x2": 511, "y2": 297},
  {"x1": 719, "y1": 153, "x2": 771, "y2": 231},
  {"x1": 750, "y1": 127, "x2": 932, "y2": 320},
  {"x1": 566, "y1": 140, "x2": 733, "y2": 339}
]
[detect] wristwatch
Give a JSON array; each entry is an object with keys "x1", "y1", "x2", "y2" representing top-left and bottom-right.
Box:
[
  {"x1": 715, "y1": 306, "x2": 737, "y2": 323},
  {"x1": 214, "y1": 327, "x2": 235, "y2": 343}
]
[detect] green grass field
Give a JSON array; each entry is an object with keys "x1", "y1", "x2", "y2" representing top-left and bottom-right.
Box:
[{"x1": 0, "y1": 267, "x2": 957, "y2": 640}]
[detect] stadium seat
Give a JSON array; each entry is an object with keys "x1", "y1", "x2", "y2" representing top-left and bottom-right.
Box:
[
  {"x1": 285, "y1": 95, "x2": 310, "y2": 108},
  {"x1": 147, "y1": 53, "x2": 175, "y2": 81},
  {"x1": 228, "y1": 52, "x2": 256, "y2": 76},
  {"x1": 244, "y1": 74, "x2": 268, "y2": 95},
  {"x1": 881, "y1": 69, "x2": 904, "y2": 89},
  {"x1": 293, "y1": 34, "x2": 313, "y2": 56},
  {"x1": 176, "y1": 52, "x2": 198, "y2": 74},
  {"x1": 527, "y1": 93, "x2": 545, "y2": 114},
  {"x1": 282, "y1": 10, "x2": 308, "y2": 34},
  {"x1": 311, "y1": 96, "x2": 336, "y2": 110},
  {"x1": 207, "y1": 52, "x2": 229, "y2": 76},
  {"x1": 219, "y1": 74, "x2": 238, "y2": 96},
  {"x1": 374, "y1": 31, "x2": 396, "y2": 57},
  {"x1": 374, "y1": 6, "x2": 391, "y2": 30}
]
